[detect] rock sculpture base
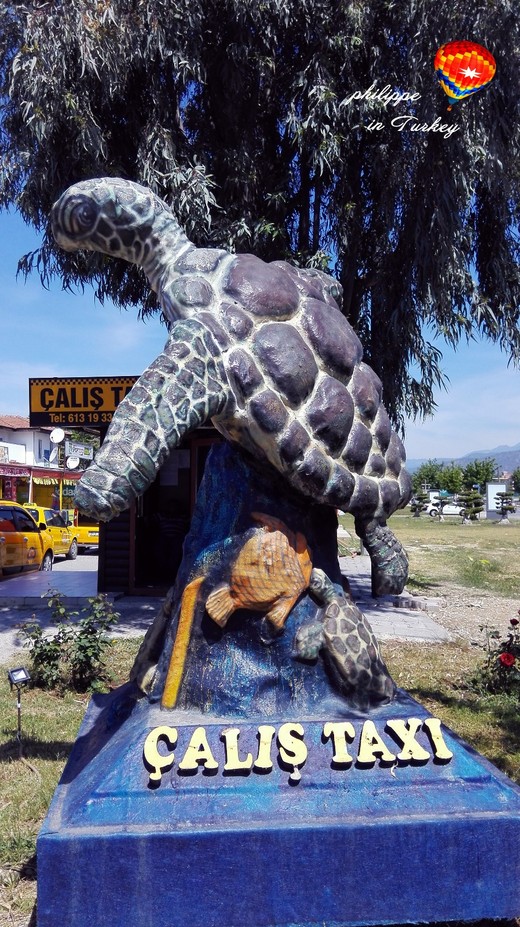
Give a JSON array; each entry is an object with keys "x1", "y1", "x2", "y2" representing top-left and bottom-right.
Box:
[
  {"x1": 37, "y1": 685, "x2": 520, "y2": 927},
  {"x1": 130, "y1": 443, "x2": 397, "y2": 713}
]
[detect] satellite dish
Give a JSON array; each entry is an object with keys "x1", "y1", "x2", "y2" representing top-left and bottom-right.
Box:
[
  {"x1": 66, "y1": 456, "x2": 80, "y2": 470},
  {"x1": 50, "y1": 427, "x2": 65, "y2": 444},
  {"x1": 49, "y1": 448, "x2": 59, "y2": 463}
]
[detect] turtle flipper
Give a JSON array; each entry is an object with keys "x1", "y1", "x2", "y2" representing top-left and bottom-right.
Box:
[
  {"x1": 75, "y1": 319, "x2": 230, "y2": 520},
  {"x1": 355, "y1": 518, "x2": 408, "y2": 596}
]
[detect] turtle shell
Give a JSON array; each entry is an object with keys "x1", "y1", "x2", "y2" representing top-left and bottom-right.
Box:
[{"x1": 165, "y1": 247, "x2": 411, "y2": 521}]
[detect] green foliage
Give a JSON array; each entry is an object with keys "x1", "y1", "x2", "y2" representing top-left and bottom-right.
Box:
[
  {"x1": 439, "y1": 463, "x2": 464, "y2": 495},
  {"x1": 411, "y1": 455, "x2": 497, "y2": 497},
  {"x1": 412, "y1": 460, "x2": 465, "y2": 495},
  {"x1": 1, "y1": 2, "x2": 520, "y2": 425},
  {"x1": 512, "y1": 467, "x2": 520, "y2": 493},
  {"x1": 472, "y1": 614, "x2": 520, "y2": 700},
  {"x1": 458, "y1": 488, "x2": 484, "y2": 521},
  {"x1": 69, "y1": 429, "x2": 100, "y2": 451},
  {"x1": 21, "y1": 591, "x2": 119, "y2": 692},
  {"x1": 411, "y1": 460, "x2": 444, "y2": 494},
  {"x1": 495, "y1": 491, "x2": 516, "y2": 519},
  {"x1": 459, "y1": 556, "x2": 500, "y2": 589},
  {"x1": 462, "y1": 457, "x2": 497, "y2": 490}
]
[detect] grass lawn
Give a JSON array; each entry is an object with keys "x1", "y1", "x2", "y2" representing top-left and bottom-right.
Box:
[
  {"x1": 1, "y1": 514, "x2": 520, "y2": 926},
  {"x1": 340, "y1": 509, "x2": 520, "y2": 597}
]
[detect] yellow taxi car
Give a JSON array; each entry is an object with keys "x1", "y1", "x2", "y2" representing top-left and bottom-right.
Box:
[
  {"x1": 0, "y1": 500, "x2": 54, "y2": 576},
  {"x1": 75, "y1": 518, "x2": 99, "y2": 552},
  {"x1": 24, "y1": 504, "x2": 79, "y2": 561},
  {"x1": 63, "y1": 510, "x2": 99, "y2": 553}
]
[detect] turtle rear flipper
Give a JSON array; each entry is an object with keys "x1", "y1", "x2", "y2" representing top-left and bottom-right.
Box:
[
  {"x1": 355, "y1": 518, "x2": 408, "y2": 596},
  {"x1": 74, "y1": 319, "x2": 230, "y2": 521}
]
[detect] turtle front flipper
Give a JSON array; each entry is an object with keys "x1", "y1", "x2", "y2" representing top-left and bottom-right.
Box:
[
  {"x1": 75, "y1": 319, "x2": 230, "y2": 520},
  {"x1": 355, "y1": 518, "x2": 408, "y2": 596}
]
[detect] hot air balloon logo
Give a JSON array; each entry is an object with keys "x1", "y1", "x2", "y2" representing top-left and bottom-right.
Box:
[{"x1": 434, "y1": 40, "x2": 496, "y2": 110}]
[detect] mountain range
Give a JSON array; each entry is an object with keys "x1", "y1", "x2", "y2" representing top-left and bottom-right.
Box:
[{"x1": 406, "y1": 442, "x2": 520, "y2": 474}]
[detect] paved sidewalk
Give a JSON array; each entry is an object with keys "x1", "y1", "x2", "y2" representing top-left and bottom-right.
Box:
[
  {"x1": 0, "y1": 554, "x2": 450, "y2": 665},
  {"x1": 0, "y1": 567, "x2": 98, "y2": 607},
  {"x1": 340, "y1": 553, "x2": 449, "y2": 643},
  {"x1": 0, "y1": 568, "x2": 165, "y2": 664}
]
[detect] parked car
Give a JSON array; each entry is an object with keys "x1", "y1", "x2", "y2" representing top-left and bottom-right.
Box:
[
  {"x1": 425, "y1": 500, "x2": 466, "y2": 518},
  {"x1": 75, "y1": 519, "x2": 99, "y2": 552},
  {"x1": 0, "y1": 500, "x2": 54, "y2": 575},
  {"x1": 23, "y1": 504, "x2": 79, "y2": 560},
  {"x1": 62, "y1": 510, "x2": 99, "y2": 553}
]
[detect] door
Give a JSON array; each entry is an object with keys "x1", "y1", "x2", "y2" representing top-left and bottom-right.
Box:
[
  {"x1": 0, "y1": 505, "x2": 41, "y2": 571},
  {"x1": 12, "y1": 507, "x2": 43, "y2": 569},
  {"x1": 0, "y1": 505, "x2": 18, "y2": 571},
  {"x1": 44, "y1": 509, "x2": 71, "y2": 555}
]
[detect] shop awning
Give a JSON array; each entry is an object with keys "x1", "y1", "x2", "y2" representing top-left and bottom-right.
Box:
[{"x1": 32, "y1": 476, "x2": 81, "y2": 485}]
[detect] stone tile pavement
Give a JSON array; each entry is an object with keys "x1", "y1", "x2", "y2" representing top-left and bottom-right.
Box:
[{"x1": 0, "y1": 553, "x2": 450, "y2": 664}]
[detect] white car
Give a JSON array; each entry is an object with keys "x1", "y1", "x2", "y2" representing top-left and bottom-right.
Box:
[{"x1": 425, "y1": 501, "x2": 465, "y2": 518}]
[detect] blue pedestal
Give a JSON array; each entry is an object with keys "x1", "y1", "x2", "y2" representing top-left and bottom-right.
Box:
[{"x1": 37, "y1": 686, "x2": 520, "y2": 927}]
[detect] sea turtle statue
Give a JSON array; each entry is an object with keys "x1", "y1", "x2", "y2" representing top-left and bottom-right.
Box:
[
  {"x1": 51, "y1": 177, "x2": 412, "y2": 595},
  {"x1": 294, "y1": 568, "x2": 395, "y2": 710}
]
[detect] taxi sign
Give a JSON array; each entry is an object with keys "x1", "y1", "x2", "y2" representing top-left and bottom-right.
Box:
[{"x1": 29, "y1": 376, "x2": 138, "y2": 427}]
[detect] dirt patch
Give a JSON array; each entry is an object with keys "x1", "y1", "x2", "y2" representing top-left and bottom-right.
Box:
[{"x1": 417, "y1": 580, "x2": 519, "y2": 645}]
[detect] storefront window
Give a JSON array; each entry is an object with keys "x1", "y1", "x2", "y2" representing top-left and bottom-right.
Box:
[{"x1": 16, "y1": 479, "x2": 29, "y2": 504}]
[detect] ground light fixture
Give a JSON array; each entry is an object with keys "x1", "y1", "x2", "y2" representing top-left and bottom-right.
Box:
[{"x1": 7, "y1": 666, "x2": 31, "y2": 757}]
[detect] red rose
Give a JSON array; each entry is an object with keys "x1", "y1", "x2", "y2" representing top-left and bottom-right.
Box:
[
  {"x1": 499, "y1": 652, "x2": 516, "y2": 667},
  {"x1": 510, "y1": 617, "x2": 519, "y2": 626}
]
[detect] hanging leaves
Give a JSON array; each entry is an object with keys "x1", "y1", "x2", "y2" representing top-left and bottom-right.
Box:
[{"x1": 0, "y1": 0, "x2": 519, "y2": 426}]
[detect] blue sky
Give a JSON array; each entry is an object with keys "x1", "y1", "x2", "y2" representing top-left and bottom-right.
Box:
[{"x1": 2, "y1": 209, "x2": 519, "y2": 461}]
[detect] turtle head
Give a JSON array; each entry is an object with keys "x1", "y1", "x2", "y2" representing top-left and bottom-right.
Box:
[
  {"x1": 309, "y1": 568, "x2": 335, "y2": 604},
  {"x1": 51, "y1": 177, "x2": 175, "y2": 265}
]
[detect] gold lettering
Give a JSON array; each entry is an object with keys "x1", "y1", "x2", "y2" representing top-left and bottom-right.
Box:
[
  {"x1": 143, "y1": 725, "x2": 178, "y2": 785},
  {"x1": 277, "y1": 723, "x2": 308, "y2": 768},
  {"x1": 323, "y1": 722, "x2": 356, "y2": 766},
  {"x1": 384, "y1": 718, "x2": 430, "y2": 763},
  {"x1": 254, "y1": 725, "x2": 276, "y2": 772},
  {"x1": 357, "y1": 720, "x2": 396, "y2": 766},
  {"x1": 422, "y1": 717, "x2": 454, "y2": 761},
  {"x1": 221, "y1": 728, "x2": 253, "y2": 772},
  {"x1": 178, "y1": 726, "x2": 219, "y2": 771}
]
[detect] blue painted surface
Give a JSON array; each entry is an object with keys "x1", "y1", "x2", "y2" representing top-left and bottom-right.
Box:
[
  {"x1": 36, "y1": 445, "x2": 520, "y2": 925},
  {"x1": 38, "y1": 686, "x2": 520, "y2": 927},
  {"x1": 147, "y1": 443, "x2": 356, "y2": 714}
]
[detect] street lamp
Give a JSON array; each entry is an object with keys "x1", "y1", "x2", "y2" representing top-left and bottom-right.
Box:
[{"x1": 7, "y1": 667, "x2": 31, "y2": 757}]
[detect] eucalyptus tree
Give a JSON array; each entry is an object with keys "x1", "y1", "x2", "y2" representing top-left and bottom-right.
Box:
[{"x1": 1, "y1": 0, "x2": 519, "y2": 426}]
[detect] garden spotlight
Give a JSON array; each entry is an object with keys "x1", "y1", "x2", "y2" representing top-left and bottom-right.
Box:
[{"x1": 7, "y1": 666, "x2": 31, "y2": 757}]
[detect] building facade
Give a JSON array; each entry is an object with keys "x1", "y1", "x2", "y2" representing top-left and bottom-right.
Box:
[{"x1": 0, "y1": 415, "x2": 83, "y2": 508}]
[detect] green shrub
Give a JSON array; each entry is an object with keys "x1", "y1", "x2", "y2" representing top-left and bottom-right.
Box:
[
  {"x1": 471, "y1": 612, "x2": 520, "y2": 700},
  {"x1": 21, "y1": 591, "x2": 119, "y2": 693}
]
